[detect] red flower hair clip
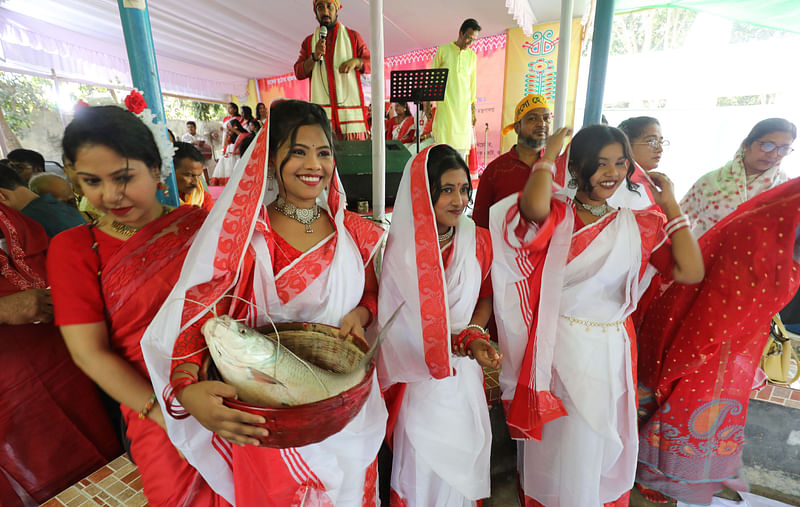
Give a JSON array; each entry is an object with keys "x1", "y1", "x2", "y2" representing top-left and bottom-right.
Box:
[{"x1": 124, "y1": 89, "x2": 147, "y2": 114}]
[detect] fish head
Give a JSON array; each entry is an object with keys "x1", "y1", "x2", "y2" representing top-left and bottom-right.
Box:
[{"x1": 201, "y1": 315, "x2": 279, "y2": 365}]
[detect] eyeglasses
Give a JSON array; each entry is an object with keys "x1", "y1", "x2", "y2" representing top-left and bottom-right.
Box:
[
  {"x1": 633, "y1": 139, "x2": 670, "y2": 151},
  {"x1": 757, "y1": 141, "x2": 794, "y2": 157}
]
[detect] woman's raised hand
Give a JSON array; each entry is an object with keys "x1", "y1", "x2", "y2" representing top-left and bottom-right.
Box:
[
  {"x1": 543, "y1": 127, "x2": 572, "y2": 161},
  {"x1": 646, "y1": 171, "x2": 678, "y2": 210}
]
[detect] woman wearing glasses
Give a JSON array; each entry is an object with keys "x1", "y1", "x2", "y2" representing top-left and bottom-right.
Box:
[
  {"x1": 680, "y1": 118, "x2": 795, "y2": 236},
  {"x1": 618, "y1": 116, "x2": 669, "y2": 172},
  {"x1": 634, "y1": 118, "x2": 799, "y2": 505},
  {"x1": 610, "y1": 116, "x2": 670, "y2": 210}
]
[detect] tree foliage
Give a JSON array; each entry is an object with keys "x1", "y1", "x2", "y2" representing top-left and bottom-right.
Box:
[
  {"x1": 163, "y1": 96, "x2": 225, "y2": 122},
  {"x1": 0, "y1": 72, "x2": 55, "y2": 131},
  {"x1": 611, "y1": 8, "x2": 698, "y2": 55}
]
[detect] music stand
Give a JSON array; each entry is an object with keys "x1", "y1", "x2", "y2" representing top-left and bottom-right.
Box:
[{"x1": 390, "y1": 69, "x2": 448, "y2": 153}]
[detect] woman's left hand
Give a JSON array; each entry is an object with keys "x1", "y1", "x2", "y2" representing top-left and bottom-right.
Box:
[
  {"x1": 468, "y1": 338, "x2": 503, "y2": 369},
  {"x1": 339, "y1": 309, "x2": 366, "y2": 340},
  {"x1": 646, "y1": 171, "x2": 678, "y2": 209}
]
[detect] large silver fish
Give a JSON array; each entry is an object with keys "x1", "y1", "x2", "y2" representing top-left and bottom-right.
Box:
[{"x1": 202, "y1": 308, "x2": 401, "y2": 407}]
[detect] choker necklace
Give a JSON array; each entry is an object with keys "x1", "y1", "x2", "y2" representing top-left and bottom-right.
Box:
[
  {"x1": 110, "y1": 205, "x2": 168, "y2": 237},
  {"x1": 574, "y1": 197, "x2": 609, "y2": 217},
  {"x1": 275, "y1": 196, "x2": 320, "y2": 233},
  {"x1": 438, "y1": 227, "x2": 454, "y2": 243}
]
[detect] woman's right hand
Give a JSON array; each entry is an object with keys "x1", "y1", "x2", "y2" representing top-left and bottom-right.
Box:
[
  {"x1": 177, "y1": 380, "x2": 268, "y2": 446},
  {"x1": 543, "y1": 127, "x2": 572, "y2": 161}
]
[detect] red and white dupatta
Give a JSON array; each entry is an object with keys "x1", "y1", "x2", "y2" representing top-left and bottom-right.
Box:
[
  {"x1": 377, "y1": 146, "x2": 491, "y2": 504},
  {"x1": 142, "y1": 110, "x2": 386, "y2": 505}
]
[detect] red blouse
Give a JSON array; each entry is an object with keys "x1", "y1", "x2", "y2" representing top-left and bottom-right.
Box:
[
  {"x1": 172, "y1": 210, "x2": 383, "y2": 371},
  {"x1": 440, "y1": 226, "x2": 493, "y2": 299}
]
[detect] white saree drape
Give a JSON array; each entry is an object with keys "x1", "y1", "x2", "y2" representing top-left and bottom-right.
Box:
[
  {"x1": 490, "y1": 194, "x2": 664, "y2": 506},
  {"x1": 141, "y1": 110, "x2": 387, "y2": 505},
  {"x1": 377, "y1": 146, "x2": 491, "y2": 506}
]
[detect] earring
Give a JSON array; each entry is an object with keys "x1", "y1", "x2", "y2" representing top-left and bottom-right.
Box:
[
  {"x1": 267, "y1": 171, "x2": 275, "y2": 191},
  {"x1": 158, "y1": 181, "x2": 170, "y2": 199},
  {"x1": 568, "y1": 177, "x2": 578, "y2": 189}
]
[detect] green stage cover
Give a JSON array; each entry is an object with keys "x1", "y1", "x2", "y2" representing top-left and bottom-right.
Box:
[{"x1": 615, "y1": 0, "x2": 800, "y2": 33}]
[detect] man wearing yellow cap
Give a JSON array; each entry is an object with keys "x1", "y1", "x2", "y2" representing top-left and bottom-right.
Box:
[
  {"x1": 472, "y1": 94, "x2": 552, "y2": 228},
  {"x1": 294, "y1": 0, "x2": 370, "y2": 140},
  {"x1": 431, "y1": 18, "x2": 481, "y2": 158}
]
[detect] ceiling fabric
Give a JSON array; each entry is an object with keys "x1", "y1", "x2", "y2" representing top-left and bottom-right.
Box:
[{"x1": 0, "y1": 0, "x2": 590, "y2": 100}]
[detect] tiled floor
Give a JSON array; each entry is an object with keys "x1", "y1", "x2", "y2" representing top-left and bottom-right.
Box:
[
  {"x1": 750, "y1": 382, "x2": 800, "y2": 409},
  {"x1": 41, "y1": 455, "x2": 147, "y2": 507}
]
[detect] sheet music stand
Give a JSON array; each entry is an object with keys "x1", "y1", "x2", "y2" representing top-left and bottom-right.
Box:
[{"x1": 390, "y1": 69, "x2": 448, "y2": 153}]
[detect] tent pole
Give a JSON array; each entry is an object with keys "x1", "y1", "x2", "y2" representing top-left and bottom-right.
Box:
[
  {"x1": 554, "y1": 0, "x2": 574, "y2": 130},
  {"x1": 369, "y1": 0, "x2": 385, "y2": 222},
  {"x1": 582, "y1": 0, "x2": 615, "y2": 127},
  {"x1": 117, "y1": 0, "x2": 179, "y2": 206}
]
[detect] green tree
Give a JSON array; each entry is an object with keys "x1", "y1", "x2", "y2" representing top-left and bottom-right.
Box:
[{"x1": 0, "y1": 72, "x2": 55, "y2": 131}]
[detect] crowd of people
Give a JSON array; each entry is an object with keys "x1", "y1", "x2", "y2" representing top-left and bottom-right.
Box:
[{"x1": 1, "y1": 1, "x2": 799, "y2": 506}]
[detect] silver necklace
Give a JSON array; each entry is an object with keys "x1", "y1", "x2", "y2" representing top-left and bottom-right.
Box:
[
  {"x1": 438, "y1": 227, "x2": 454, "y2": 243},
  {"x1": 574, "y1": 197, "x2": 609, "y2": 217},
  {"x1": 275, "y1": 196, "x2": 320, "y2": 233}
]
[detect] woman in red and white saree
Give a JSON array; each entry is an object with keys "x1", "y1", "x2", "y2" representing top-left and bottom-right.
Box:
[
  {"x1": 48, "y1": 105, "x2": 224, "y2": 506},
  {"x1": 389, "y1": 102, "x2": 416, "y2": 145},
  {"x1": 635, "y1": 119, "x2": 799, "y2": 504},
  {"x1": 142, "y1": 100, "x2": 388, "y2": 506},
  {"x1": 377, "y1": 145, "x2": 500, "y2": 506},
  {"x1": 490, "y1": 125, "x2": 703, "y2": 507},
  {"x1": 0, "y1": 203, "x2": 120, "y2": 506}
]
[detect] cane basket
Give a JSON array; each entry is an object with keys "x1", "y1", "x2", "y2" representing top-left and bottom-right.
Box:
[{"x1": 202, "y1": 322, "x2": 374, "y2": 448}]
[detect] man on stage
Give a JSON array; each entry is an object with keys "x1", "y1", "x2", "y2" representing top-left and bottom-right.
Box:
[
  {"x1": 431, "y1": 18, "x2": 481, "y2": 159},
  {"x1": 294, "y1": 0, "x2": 370, "y2": 140},
  {"x1": 472, "y1": 94, "x2": 551, "y2": 228}
]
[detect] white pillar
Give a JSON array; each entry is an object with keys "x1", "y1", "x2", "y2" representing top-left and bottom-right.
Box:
[
  {"x1": 369, "y1": 0, "x2": 386, "y2": 221},
  {"x1": 554, "y1": 0, "x2": 574, "y2": 130}
]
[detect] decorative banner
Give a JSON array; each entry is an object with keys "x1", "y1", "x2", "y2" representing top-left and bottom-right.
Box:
[
  {"x1": 256, "y1": 73, "x2": 310, "y2": 105},
  {"x1": 501, "y1": 20, "x2": 584, "y2": 153}
]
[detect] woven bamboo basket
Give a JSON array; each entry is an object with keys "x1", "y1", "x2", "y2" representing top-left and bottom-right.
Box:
[{"x1": 203, "y1": 322, "x2": 374, "y2": 448}]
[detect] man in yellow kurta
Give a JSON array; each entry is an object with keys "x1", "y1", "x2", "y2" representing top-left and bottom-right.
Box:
[{"x1": 432, "y1": 18, "x2": 481, "y2": 158}]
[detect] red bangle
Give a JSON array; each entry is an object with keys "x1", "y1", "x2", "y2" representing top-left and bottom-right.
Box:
[
  {"x1": 453, "y1": 328, "x2": 487, "y2": 353},
  {"x1": 163, "y1": 374, "x2": 198, "y2": 420}
]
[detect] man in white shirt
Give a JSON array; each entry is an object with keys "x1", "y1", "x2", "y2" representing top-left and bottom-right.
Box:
[{"x1": 181, "y1": 121, "x2": 213, "y2": 160}]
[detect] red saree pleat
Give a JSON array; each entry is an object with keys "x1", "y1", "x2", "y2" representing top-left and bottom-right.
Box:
[
  {"x1": 636, "y1": 178, "x2": 800, "y2": 504},
  {"x1": 100, "y1": 206, "x2": 229, "y2": 506}
]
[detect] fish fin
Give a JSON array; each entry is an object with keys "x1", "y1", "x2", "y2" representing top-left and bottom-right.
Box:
[
  {"x1": 356, "y1": 302, "x2": 405, "y2": 373},
  {"x1": 248, "y1": 367, "x2": 287, "y2": 388}
]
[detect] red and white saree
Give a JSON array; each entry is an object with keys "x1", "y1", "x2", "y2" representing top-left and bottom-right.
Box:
[
  {"x1": 377, "y1": 146, "x2": 492, "y2": 506},
  {"x1": 490, "y1": 194, "x2": 667, "y2": 506},
  {"x1": 142, "y1": 123, "x2": 388, "y2": 506}
]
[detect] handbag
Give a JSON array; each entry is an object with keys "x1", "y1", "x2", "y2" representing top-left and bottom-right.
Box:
[{"x1": 761, "y1": 315, "x2": 800, "y2": 385}]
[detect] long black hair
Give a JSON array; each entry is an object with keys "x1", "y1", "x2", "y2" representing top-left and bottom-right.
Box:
[
  {"x1": 427, "y1": 144, "x2": 472, "y2": 205},
  {"x1": 568, "y1": 125, "x2": 638, "y2": 194}
]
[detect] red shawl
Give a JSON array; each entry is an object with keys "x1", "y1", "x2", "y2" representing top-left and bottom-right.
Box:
[{"x1": 636, "y1": 177, "x2": 800, "y2": 504}]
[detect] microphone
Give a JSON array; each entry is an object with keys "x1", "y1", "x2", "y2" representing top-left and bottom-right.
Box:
[{"x1": 320, "y1": 25, "x2": 327, "y2": 40}]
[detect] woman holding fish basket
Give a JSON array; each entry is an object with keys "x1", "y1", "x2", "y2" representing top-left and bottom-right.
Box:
[
  {"x1": 141, "y1": 99, "x2": 388, "y2": 506},
  {"x1": 376, "y1": 144, "x2": 502, "y2": 506},
  {"x1": 47, "y1": 104, "x2": 226, "y2": 505}
]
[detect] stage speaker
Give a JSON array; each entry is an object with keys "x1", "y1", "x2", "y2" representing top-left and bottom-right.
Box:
[{"x1": 334, "y1": 140, "x2": 411, "y2": 208}]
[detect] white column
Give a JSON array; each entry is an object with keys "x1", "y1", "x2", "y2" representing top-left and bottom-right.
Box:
[
  {"x1": 369, "y1": 0, "x2": 386, "y2": 221},
  {"x1": 554, "y1": 0, "x2": 574, "y2": 130}
]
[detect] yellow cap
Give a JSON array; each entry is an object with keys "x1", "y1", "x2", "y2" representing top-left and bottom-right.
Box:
[{"x1": 501, "y1": 94, "x2": 551, "y2": 135}]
